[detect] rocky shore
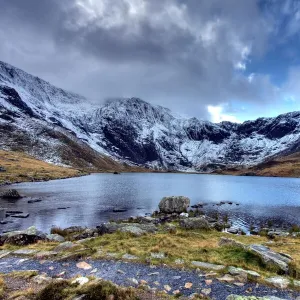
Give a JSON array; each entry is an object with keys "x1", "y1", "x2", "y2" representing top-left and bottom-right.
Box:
[{"x1": 0, "y1": 195, "x2": 300, "y2": 299}]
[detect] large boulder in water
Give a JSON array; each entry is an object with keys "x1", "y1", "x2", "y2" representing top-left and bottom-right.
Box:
[
  {"x1": 1, "y1": 189, "x2": 22, "y2": 199},
  {"x1": 158, "y1": 196, "x2": 190, "y2": 214}
]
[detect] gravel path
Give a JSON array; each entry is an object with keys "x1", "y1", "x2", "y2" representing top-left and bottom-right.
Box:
[{"x1": 0, "y1": 256, "x2": 299, "y2": 300}]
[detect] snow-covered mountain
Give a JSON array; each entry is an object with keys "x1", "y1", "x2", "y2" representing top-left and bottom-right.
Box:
[{"x1": 1, "y1": 60, "x2": 300, "y2": 172}]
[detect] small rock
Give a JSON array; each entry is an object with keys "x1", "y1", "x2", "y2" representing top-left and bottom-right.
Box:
[
  {"x1": 175, "y1": 258, "x2": 184, "y2": 265},
  {"x1": 117, "y1": 269, "x2": 125, "y2": 274},
  {"x1": 164, "y1": 285, "x2": 172, "y2": 292},
  {"x1": 179, "y1": 212, "x2": 189, "y2": 218},
  {"x1": 46, "y1": 234, "x2": 65, "y2": 242},
  {"x1": 32, "y1": 275, "x2": 52, "y2": 285},
  {"x1": 191, "y1": 261, "x2": 226, "y2": 271},
  {"x1": 140, "y1": 280, "x2": 148, "y2": 285},
  {"x1": 35, "y1": 251, "x2": 58, "y2": 259},
  {"x1": 122, "y1": 254, "x2": 138, "y2": 260},
  {"x1": 54, "y1": 241, "x2": 76, "y2": 252},
  {"x1": 127, "y1": 278, "x2": 139, "y2": 286},
  {"x1": 217, "y1": 274, "x2": 235, "y2": 283},
  {"x1": 72, "y1": 277, "x2": 89, "y2": 286},
  {"x1": 205, "y1": 279, "x2": 212, "y2": 285},
  {"x1": 90, "y1": 268, "x2": 98, "y2": 274},
  {"x1": 265, "y1": 276, "x2": 290, "y2": 289},
  {"x1": 148, "y1": 272, "x2": 159, "y2": 276},
  {"x1": 173, "y1": 290, "x2": 181, "y2": 295},
  {"x1": 0, "y1": 250, "x2": 11, "y2": 259},
  {"x1": 185, "y1": 282, "x2": 193, "y2": 289},
  {"x1": 151, "y1": 252, "x2": 165, "y2": 259},
  {"x1": 13, "y1": 249, "x2": 38, "y2": 256},
  {"x1": 76, "y1": 261, "x2": 92, "y2": 270},
  {"x1": 201, "y1": 288, "x2": 211, "y2": 296}
]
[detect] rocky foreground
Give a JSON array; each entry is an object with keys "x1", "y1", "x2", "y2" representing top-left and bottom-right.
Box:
[{"x1": 0, "y1": 196, "x2": 300, "y2": 299}]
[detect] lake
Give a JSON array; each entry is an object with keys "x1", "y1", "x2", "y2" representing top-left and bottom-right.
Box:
[{"x1": 0, "y1": 173, "x2": 300, "y2": 234}]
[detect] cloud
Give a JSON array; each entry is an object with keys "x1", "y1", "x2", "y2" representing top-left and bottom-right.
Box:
[
  {"x1": 0, "y1": 0, "x2": 297, "y2": 121},
  {"x1": 207, "y1": 105, "x2": 241, "y2": 123}
]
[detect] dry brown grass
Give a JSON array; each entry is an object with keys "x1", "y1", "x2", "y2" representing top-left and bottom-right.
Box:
[
  {"x1": 216, "y1": 151, "x2": 300, "y2": 178},
  {"x1": 0, "y1": 150, "x2": 86, "y2": 184}
]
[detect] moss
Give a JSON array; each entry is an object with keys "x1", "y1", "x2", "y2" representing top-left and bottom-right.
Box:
[{"x1": 35, "y1": 280, "x2": 70, "y2": 300}]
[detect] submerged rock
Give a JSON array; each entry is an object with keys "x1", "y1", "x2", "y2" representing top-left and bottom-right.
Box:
[
  {"x1": 158, "y1": 196, "x2": 190, "y2": 213},
  {"x1": 1, "y1": 189, "x2": 22, "y2": 199}
]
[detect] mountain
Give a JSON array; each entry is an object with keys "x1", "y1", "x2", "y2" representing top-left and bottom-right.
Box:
[{"x1": 1, "y1": 60, "x2": 300, "y2": 173}]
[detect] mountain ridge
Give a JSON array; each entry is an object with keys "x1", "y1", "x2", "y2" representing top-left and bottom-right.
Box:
[{"x1": 1, "y1": 60, "x2": 300, "y2": 173}]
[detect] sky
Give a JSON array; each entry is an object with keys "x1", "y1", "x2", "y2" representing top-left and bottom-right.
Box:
[{"x1": 1, "y1": 0, "x2": 300, "y2": 123}]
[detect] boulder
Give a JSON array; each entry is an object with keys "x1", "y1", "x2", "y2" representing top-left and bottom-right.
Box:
[
  {"x1": 158, "y1": 196, "x2": 190, "y2": 213},
  {"x1": 46, "y1": 234, "x2": 65, "y2": 242},
  {"x1": 249, "y1": 244, "x2": 291, "y2": 273},
  {"x1": 1, "y1": 189, "x2": 22, "y2": 199},
  {"x1": 73, "y1": 228, "x2": 98, "y2": 240},
  {"x1": 179, "y1": 217, "x2": 210, "y2": 230},
  {"x1": 1, "y1": 226, "x2": 47, "y2": 246}
]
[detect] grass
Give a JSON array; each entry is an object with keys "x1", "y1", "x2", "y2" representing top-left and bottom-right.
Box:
[
  {"x1": 35, "y1": 279, "x2": 139, "y2": 300},
  {"x1": 0, "y1": 150, "x2": 86, "y2": 184},
  {"x1": 0, "y1": 276, "x2": 5, "y2": 299}
]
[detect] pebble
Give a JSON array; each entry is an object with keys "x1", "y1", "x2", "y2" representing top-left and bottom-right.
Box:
[
  {"x1": 76, "y1": 261, "x2": 92, "y2": 270},
  {"x1": 164, "y1": 285, "x2": 172, "y2": 292},
  {"x1": 72, "y1": 277, "x2": 89, "y2": 286},
  {"x1": 201, "y1": 288, "x2": 211, "y2": 295},
  {"x1": 185, "y1": 282, "x2": 193, "y2": 289},
  {"x1": 127, "y1": 278, "x2": 138, "y2": 286}
]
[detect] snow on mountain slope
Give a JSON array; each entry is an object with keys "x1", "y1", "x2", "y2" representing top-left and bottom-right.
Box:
[{"x1": 1, "y1": 60, "x2": 300, "y2": 172}]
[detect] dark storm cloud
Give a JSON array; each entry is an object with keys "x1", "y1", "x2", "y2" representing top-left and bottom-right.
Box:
[{"x1": 0, "y1": 0, "x2": 291, "y2": 121}]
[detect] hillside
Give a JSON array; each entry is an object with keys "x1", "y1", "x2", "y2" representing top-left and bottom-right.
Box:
[{"x1": 0, "y1": 150, "x2": 86, "y2": 184}]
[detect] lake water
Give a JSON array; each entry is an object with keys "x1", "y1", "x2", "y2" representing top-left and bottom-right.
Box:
[{"x1": 0, "y1": 173, "x2": 300, "y2": 234}]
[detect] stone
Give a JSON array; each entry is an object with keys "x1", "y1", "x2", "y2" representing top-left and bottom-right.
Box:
[
  {"x1": 217, "y1": 274, "x2": 235, "y2": 283},
  {"x1": 205, "y1": 279, "x2": 213, "y2": 285},
  {"x1": 27, "y1": 199, "x2": 42, "y2": 203},
  {"x1": 179, "y1": 217, "x2": 210, "y2": 230},
  {"x1": 219, "y1": 237, "x2": 247, "y2": 249},
  {"x1": 0, "y1": 250, "x2": 11, "y2": 259},
  {"x1": 151, "y1": 252, "x2": 165, "y2": 259},
  {"x1": 2, "y1": 226, "x2": 46, "y2": 246},
  {"x1": 228, "y1": 266, "x2": 260, "y2": 279},
  {"x1": 76, "y1": 261, "x2": 92, "y2": 270},
  {"x1": 164, "y1": 224, "x2": 177, "y2": 233},
  {"x1": 164, "y1": 285, "x2": 172, "y2": 292},
  {"x1": 191, "y1": 261, "x2": 226, "y2": 271},
  {"x1": 1, "y1": 189, "x2": 22, "y2": 199},
  {"x1": 201, "y1": 288, "x2": 211, "y2": 296},
  {"x1": 32, "y1": 275, "x2": 52, "y2": 285},
  {"x1": 249, "y1": 244, "x2": 291, "y2": 273},
  {"x1": 179, "y1": 212, "x2": 189, "y2": 218},
  {"x1": 46, "y1": 234, "x2": 65, "y2": 242},
  {"x1": 10, "y1": 213, "x2": 30, "y2": 218},
  {"x1": 227, "y1": 228, "x2": 239, "y2": 234},
  {"x1": 265, "y1": 276, "x2": 290, "y2": 289},
  {"x1": 13, "y1": 249, "x2": 38, "y2": 256},
  {"x1": 97, "y1": 222, "x2": 157, "y2": 236},
  {"x1": 54, "y1": 241, "x2": 76, "y2": 252},
  {"x1": 35, "y1": 251, "x2": 58, "y2": 259},
  {"x1": 138, "y1": 216, "x2": 156, "y2": 224},
  {"x1": 122, "y1": 254, "x2": 138, "y2": 260},
  {"x1": 185, "y1": 282, "x2": 193, "y2": 289},
  {"x1": 158, "y1": 196, "x2": 190, "y2": 213},
  {"x1": 175, "y1": 258, "x2": 184, "y2": 265},
  {"x1": 72, "y1": 277, "x2": 89, "y2": 286},
  {"x1": 127, "y1": 278, "x2": 138, "y2": 286}
]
